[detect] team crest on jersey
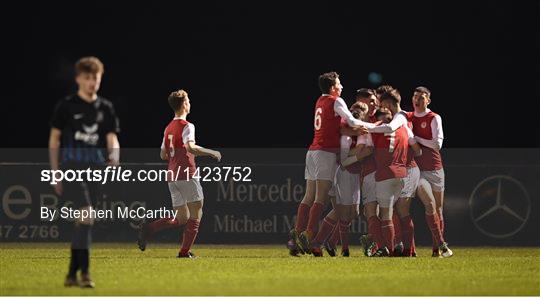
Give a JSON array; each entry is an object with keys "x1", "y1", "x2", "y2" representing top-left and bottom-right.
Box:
[{"x1": 421, "y1": 121, "x2": 427, "y2": 129}]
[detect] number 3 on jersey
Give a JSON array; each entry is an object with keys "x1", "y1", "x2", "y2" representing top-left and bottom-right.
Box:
[
  {"x1": 167, "y1": 134, "x2": 175, "y2": 157},
  {"x1": 314, "y1": 107, "x2": 323, "y2": 130}
]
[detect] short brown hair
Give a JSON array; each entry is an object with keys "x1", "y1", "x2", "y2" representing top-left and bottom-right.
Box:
[
  {"x1": 414, "y1": 86, "x2": 431, "y2": 97},
  {"x1": 380, "y1": 89, "x2": 401, "y2": 106},
  {"x1": 350, "y1": 102, "x2": 369, "y2": 119},
  {"x1": 375, "y1": 108, "x2": 392, "y2": 122},
  {"x1": 375, "y1": 85, "x2": 395, "y2": 96},
  {"x1": 318, "y1": 71, "x2": 339, "y2": 94},
  {"x1": 75, "y1": 56, "x2": 104, "y2": 75},
  {"x1": 168, "y1": 89, "x2": 188, "y2": 112},
  {"x1": 355, "y1": 88, "x2": 375, "y2": 100}
]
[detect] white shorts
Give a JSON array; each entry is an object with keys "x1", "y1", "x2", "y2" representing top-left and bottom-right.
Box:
[
  {"x1": 333, "y1": 166, "x2": 361, "y2": 205},
  {"x1": 168, "y1": 178, "x2": 204, "y2": 207},
  {"x1": 376, "y1": 178, "x2": 405, "y2": 208},
  {"x1": 304, "y1": 150, "x2": 337, "y2": 181},
  {"x1": 400, "y1": 167, "x2": 420, "y2": 198},
  {"x1": 420, "y1": 168, "x2": 445, "y2": 192},
  {"x1": 361, "y1": 172, "x2": 377, "y2": 205}
]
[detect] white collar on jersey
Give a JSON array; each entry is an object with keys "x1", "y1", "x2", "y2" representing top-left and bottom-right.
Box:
[
  {"x1": 414, "y1": 108, "x2": 431, "y2": 117},
  {"x1": 173, "y1": 116, "x2": 186, "y2": 120}
]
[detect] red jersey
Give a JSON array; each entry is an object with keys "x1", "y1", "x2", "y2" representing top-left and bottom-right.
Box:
[
  {"x1": 405, "y1": 119, "x2": 418, "y2": 168},
  {"x1": 309, "y1": 95, "x2": 341, "y2": 152},
  {"x1": 371, "y1": 124, "x2": 409, "y2": 182},
  {"x1": 410, "y1": 111, "x2": 443, "y2": 171},
  {"x1": 163, "y1": 118, "x2": 196, "y2": 181}
]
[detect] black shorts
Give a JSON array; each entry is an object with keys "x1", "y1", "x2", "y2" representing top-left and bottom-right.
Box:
[{"x1": 61, "y1": 164, "x2": 103, "y2": 209}]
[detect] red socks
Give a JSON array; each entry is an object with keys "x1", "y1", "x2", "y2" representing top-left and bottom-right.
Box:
[
  {"x1": 400, "y1": 215, "x2": 415, "y2": 253},
  {"x1": 380, "y1": 220, "x2": 395, "y2": 253},
  {"x1": 313, "y1": 217, "x2": 337, "y2": 245},
  {"x1": 392, "y1": 212, "x2": 402, "y2": 244},
  {"x1": 338, "y1": 220, "x2": 351, "y2": 250},
  {"x1": 306, "y1": 202, "x2": 324, "y2": 237},
  {"x1": 367, "y1": 216, "x2": 383, "y2": 249},
  {"x1": 328, "y1": 222, "x2": 341, "y2": 247},
  {"x1": 426, "y1": 213, "x2": 444, "y2": 249},
  {"x1": 180, "y1": 218, "x2": 200, "y2": 255},
  {"x1": 294, "y1": 203, "x2": 311, "y2": 233},
  {"x1": 147, "y1": 217, "x2": 180, "y2": 235}
]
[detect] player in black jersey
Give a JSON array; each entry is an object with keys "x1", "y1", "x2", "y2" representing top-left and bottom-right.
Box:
[{"x1": 49, "y1": 57, "x2": 120, "y2": 288}]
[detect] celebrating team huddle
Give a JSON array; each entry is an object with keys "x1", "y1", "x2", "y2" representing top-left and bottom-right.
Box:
[{"x1": 288, "y1": 71, "x2": 452, "y2": 258}]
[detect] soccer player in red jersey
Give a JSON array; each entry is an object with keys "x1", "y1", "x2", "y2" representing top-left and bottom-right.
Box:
[
  {"x1": 410, "y1": 86, "x2": 453, "y2": 258},
  {"x1": 339, "y1": 88, "x2": 384, "y2": 256},
  {"x1": 323, "y1": 89, "x2": 379, "y2": 255},
  {"x1": 137, "y1": 90, "x2": 221, "y2": 258},
  {"x1": 288, "y1": 72, "x2": 372, "y2": 256},
  {"x1": 368, "y1": 90, "x2": 420, "y2": 256},
  {"x1": 309, "y1": 102, "x2": 372, "y2": 257},
  {"x1": 394, "y1": 111, "x2": 422, "y2": 257}
]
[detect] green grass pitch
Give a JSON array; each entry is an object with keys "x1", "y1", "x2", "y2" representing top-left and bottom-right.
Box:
[{"x1": 1, "y1": 243, "x2": 539, "y2": 296}]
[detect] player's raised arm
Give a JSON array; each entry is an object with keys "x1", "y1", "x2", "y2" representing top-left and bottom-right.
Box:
[{"x1": 414, "y1": 114, "x2": 444, "y2": 150}]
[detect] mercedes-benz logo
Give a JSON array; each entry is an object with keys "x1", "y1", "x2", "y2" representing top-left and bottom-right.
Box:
[{"x1": 469, "y1": 175, "x2": 531, "y2": 238}]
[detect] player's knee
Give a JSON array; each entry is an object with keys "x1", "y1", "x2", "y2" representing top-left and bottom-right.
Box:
[
  {"x1": 352, "y1": 207, "x2": 360, "y2": 219},
  {"x1": 192, "y1": 209, "x2": 203, "y2": 220},
  {"x1": 424, "y1": 201, "x2": 436, "y2": 214},
  {"x1": 364, "y1": 203, "x2": 377, "y2": 218},
  {"x1": 379, "y1": 207, "x2": 392, "y2": 220},
  {"x1": 301, "y1": 194, "x2": 315, "y2": 205},
  {"x1": 417, "y1": 178, "x2": 431, "y2": 193},
  {"x1": 175, "y1": 209, "x2": 189, "y2": 225}
]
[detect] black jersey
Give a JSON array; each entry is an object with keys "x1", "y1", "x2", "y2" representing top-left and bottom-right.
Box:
[{"x1": 50, "y1": 94, "x2": 120, "y2": 165}]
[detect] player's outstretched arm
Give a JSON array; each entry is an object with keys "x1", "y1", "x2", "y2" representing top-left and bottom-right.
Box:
[
  {"x1": 186, "y1": 141, "x2": 221, "y2": 161},
  {"x1": 368, "y1": 113, "x2": 407, "y2": 133},
  {"x1": 340, "y1": 126, "x2": 367, "y2": 136}
]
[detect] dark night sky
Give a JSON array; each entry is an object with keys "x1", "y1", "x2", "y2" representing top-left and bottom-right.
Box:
[{"x1": 3, "y1": 1, "x2": 540, "y2": 148}]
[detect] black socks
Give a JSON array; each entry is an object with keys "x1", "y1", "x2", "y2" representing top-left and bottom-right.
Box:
[{"x1": 68, "y1": 224, "x2": 92, "y2": 277}]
